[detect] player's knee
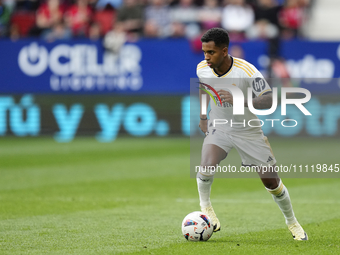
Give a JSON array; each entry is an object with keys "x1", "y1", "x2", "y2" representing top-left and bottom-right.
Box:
[
  {"x1": 262, "y1": 178, "x2": 280, "y2": 189},
  {"x1": 198, "y1": 163, "x2": 217, "y2": 177},
  {"x1": 200, "y1": 161, "x2": 218, "y2": 170}
]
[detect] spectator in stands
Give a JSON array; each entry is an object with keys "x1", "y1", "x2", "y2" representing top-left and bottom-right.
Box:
[
  {"x1": 198, "y1": 0, "x2": 222, "y2": 30},
  {"x1": 229, "y1": 44, "x2": 245, "y2": 59},
  {"x1": 96, "y1": 0, "x2": 123, "y2": 10},
  {"x1": 103, "y1": 21, "x2": 126, "y2": 53},
  {"x1": 298, "y1": 0, "x2": 310, "y2": 7},
  {"x1": 3, "y1": 0, "x2": 14, "y2": 12},
  {"x1": 144, "y1": 0, "x2": 171, "y2": 38},
  {"x1": 65, "y1": 0, "x2": 93, "y2": 37},
  {"x1": 0, "y1": 0, "x2": 11, "y2": 37},
  {"x1": 171, "y1": 21, "x2": 185, "y2": 37},
  {"x1": 299, "y1": 0, "x2": 312, "y2": 17},
  {"x1": 256, "y1": 0, "x2": 281, "y2": 26},
  {"x1": 117, "y1": 0, "x2": 144, "y2": 40},
  {"x1": 16, "y1": 0, "x2": 40, "y2": 11},
  {"x1": 30, "y1": 0, "x2": 65, "y2": 37},
  {"x1": 246, "y1": 0, "x2": 281, "y2": 40},
  {"x1": 170, "y1": 0, "x2": 200, "y2": 39},
  {"x1": 88, "y1": 21, "x2": 102, "y2": 40},
  {"x1": 278, "y1": 0, "x2": 305, "y2": 39},
  {"x1": 268, "y1": 57, "x2": 290, "y2": 78},
  {"x1": 41, "y1": 19, "x2": 72, "y2": 41},
  {"x1": 9, "y1": 23, "x2": 20, "y2": 40},
  {"x1": 190, "y1": 0, "x2": 221, "y2": 49},
  {"x1": 221, "y1": 0, "x2": 254, "y2": 41}
]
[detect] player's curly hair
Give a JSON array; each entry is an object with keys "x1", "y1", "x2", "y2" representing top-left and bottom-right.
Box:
[{"x1": 201, "y1": 28, "x2": 230, "y2": 48}]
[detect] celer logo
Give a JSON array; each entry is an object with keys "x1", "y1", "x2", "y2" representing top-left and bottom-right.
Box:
[
  {"x1": 17, "y1": 42, "x2": 143, "y2": 91},
  {"x1": 18, "y1": 43, "x2": 48, "y2": 76}
]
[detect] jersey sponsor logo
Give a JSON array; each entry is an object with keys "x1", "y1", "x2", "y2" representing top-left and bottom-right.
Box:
[
  {"x1": 267, "y1": 156, "x2": 273, "y2": 162},
  {"x1": 252, "y1": 77, "x2": 266, "y2": 92}
]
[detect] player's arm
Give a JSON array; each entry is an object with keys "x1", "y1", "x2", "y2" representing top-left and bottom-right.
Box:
[
  {"x1": 199, "y1": 82, "x2": 210, "y2": 134},
  {"x1": 244, "y1": 91, "x2": 273, "y2": 109},
  {"x1": 245, "y1": 73, "x2": 273, "y2": 109}
]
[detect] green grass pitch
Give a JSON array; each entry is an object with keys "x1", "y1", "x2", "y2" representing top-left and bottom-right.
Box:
[{"x1": 0, "y1": 136, "x2": 340, "y2": 254}]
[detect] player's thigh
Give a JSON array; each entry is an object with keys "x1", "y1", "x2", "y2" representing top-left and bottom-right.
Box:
[
  {"x1": 233, "y1": 135, "x2": 277, "y2": 167},
  {"x1": 232, "y1": 135, "x2": 280, "y2": 187},
  {"x1": 201, "y1": 144, "x2": 228, "y2": 166},
  {"x1": 201, "y1": 130, "x2": 231, "y2": 166}
]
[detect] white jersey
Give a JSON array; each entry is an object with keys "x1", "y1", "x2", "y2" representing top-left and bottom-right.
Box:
[{"x1": 196, "y1": 56, "x2": 272, "y2": 139}]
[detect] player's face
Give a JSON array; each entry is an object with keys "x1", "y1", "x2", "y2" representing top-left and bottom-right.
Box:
[{"x1": 202, "y1": 41, "x2": 227, "y2": 69}]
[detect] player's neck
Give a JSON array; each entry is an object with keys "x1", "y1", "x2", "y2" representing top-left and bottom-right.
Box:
[{"x1": 214, "y1": 55, "x2": 232, "y2": 75}]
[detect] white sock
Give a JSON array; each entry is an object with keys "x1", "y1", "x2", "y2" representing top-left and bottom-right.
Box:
[
  {"x1": 266, "y1": 180, "x2": 297, "y2": 225},
  {"x1": 196, "y1": 172, "x2": 214, "y2": 208}
]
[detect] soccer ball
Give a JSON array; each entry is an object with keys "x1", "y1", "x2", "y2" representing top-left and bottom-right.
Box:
[{"x1": 181, "y1": 211, "x2": 214, "y2": 241}]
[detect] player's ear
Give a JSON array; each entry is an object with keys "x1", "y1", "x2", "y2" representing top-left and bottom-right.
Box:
[{"x1": 222, "y1": 47, "x2": 228, "y2": 57}]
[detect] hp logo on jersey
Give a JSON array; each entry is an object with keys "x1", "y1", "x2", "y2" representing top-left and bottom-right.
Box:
[{"x1": 252, "y1": 78, "x2": 266, "y2": 92}]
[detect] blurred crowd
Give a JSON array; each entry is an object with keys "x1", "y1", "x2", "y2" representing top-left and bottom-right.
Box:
[{"x1": 0, "y1": 0, "x2": 312, "y2": 47}]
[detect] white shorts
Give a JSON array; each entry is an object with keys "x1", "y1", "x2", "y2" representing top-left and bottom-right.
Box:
[{"x1": 203, "y1": 129, "x2": 276, "y2": 166}]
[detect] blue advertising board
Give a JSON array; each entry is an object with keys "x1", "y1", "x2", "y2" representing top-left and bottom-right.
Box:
[
  {"x1": 0, "y1": 39, "x2": 340, "y2": 94},
  {"x1": 0, "y1": 39, "x2": 199, "y2": 94}
]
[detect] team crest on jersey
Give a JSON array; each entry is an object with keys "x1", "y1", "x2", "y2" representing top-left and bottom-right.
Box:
[{"x1": 197, "y1": 82, "x2": 222, "y2": 106}]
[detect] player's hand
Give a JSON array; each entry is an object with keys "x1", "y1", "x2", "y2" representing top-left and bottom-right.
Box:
[
  {"x1": 199, "y1": 119, "x2": 208, "y2": 134},
  {"x1": 217, "y1": 89, "x2": 233, "y2": 105}
]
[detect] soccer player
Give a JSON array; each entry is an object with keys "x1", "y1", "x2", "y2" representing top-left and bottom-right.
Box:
[{"x1": 196, "y1": 28, "x2": 308, "y2": 241}]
